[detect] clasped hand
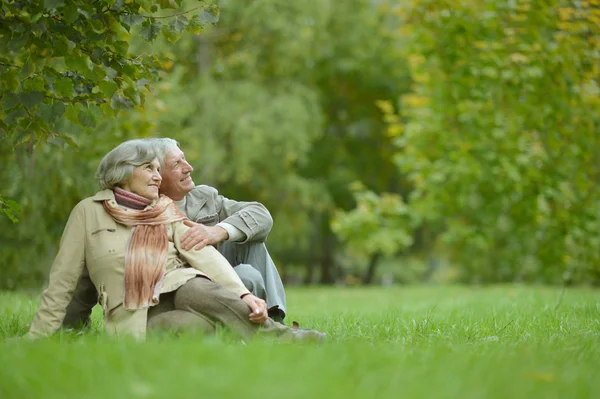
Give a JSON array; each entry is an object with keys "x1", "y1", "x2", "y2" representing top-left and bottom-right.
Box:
[{"x1": 242, "y1": 294, "x2": 268, "y2": 324}]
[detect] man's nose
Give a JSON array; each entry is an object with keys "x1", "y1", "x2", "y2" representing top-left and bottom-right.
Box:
[{"x1": 183, "y1": 160, "x2": 193, "y2": 173}]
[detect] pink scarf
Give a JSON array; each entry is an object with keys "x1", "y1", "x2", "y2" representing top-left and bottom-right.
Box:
[{"x1": 105, "y1": 190, "x2": 187, "y2": 310}]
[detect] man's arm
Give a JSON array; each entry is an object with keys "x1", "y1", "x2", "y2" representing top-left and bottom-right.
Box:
[
  {"x1": 213, "y1": 189, "x2": 273, "y2": 244},
  {"x1": 180, "y1": 186, "x2": 273, "y2": 250}
]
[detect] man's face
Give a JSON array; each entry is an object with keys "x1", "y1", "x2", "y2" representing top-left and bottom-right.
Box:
[{"x1": 159, "y1": 148, "x2": 195, "y2": 200}]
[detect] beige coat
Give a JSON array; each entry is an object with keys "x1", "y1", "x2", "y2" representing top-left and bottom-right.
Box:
[{"x1": 27, "y1": 189, "x2": 250, "y2": 339}]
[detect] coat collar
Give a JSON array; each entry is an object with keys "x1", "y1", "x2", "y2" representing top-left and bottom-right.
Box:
[
  {"x1": 92, "y1": 189, "x2": 116, "y2": 204},
  {"x1": 185, "y1": 186, "x2": 208, "y2": 220}
]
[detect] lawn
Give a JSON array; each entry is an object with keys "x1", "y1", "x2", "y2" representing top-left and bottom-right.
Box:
[{"x1": 1, "y1": 285, "x2": 599, "y2": 399}]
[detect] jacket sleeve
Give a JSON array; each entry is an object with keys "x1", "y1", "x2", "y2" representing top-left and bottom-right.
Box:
[
  {"x1": 211, "y1": 188, "x2": 273, "y2": 244},
  {"x1": 173, "y1": 221, "x2": 250, "y2": 298},
  {"x1": 26, "y1": 202, "x2": 87, "y2": 339}
]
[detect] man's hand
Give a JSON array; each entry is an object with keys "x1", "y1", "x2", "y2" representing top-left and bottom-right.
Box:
[
  {"x1": 241, "y1": 294, "x2": 268, "y2": 324},
  {"x1": 181, "y1": 220, "x2": 229, "y2": 251}
]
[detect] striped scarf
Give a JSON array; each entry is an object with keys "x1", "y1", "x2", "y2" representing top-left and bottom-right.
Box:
[{"x1": 104, "y1": 191, "x2": 187, "y2": 310}]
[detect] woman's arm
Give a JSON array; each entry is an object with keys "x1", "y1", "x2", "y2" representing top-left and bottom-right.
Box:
[
  {"x1": 26, "y1": 202, "x2": 87, "y2": 339},
  {"x1": 173, "y1": 221, "x2": 250, "y2": 299}
]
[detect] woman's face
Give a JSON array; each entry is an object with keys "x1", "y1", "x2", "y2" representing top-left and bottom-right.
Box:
[{"x1": 120, "y1": 158, "x2": 162, "y2": 200}]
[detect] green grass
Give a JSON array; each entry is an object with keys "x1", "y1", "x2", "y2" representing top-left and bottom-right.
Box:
[{"x1": 1, "y1": 285, "x2": 599, "y2": 399}]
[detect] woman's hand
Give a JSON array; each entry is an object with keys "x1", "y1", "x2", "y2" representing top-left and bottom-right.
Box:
[{"x1": 241, "y1": 294, "x2": 268, "y2": 324}]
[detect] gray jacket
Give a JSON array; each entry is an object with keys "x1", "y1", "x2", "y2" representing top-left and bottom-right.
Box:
[{"x1": 181, "y1": 185, "x2": 273, "y2": 243}]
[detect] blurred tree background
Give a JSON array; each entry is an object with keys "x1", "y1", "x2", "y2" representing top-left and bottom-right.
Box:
[{"x1": 1, "y1": 0, "x2": 599, "y2": 289}]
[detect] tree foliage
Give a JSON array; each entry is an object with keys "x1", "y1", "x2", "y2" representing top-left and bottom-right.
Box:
[
  {"x1": 0, "y1": 0, "x2": 219, "y2": 148},
  {"x1": 384, "y1": 0, "x2": 600, "y2": 283},
  {"x1": 0, "y1": 0, "x2": 411, "y2": 288},
  {"x1": 0, "y1": 0, "x2": 218, "y2": 221},
  {"x1": 139, "y1": 0, "x2": 411, "y2": 283}
]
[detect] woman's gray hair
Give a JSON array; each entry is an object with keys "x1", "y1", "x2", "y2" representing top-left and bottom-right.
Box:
[
  {"x1": 96, "y1": 139, "x2": 159, "y2": 189},
  {"x1": 143, "y1": 138, "x2": 180, "y2": 169}
]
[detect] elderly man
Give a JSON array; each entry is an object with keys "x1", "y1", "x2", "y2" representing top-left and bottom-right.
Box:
[{"x1": 63, "y1": 138, "x2": 286, "y2": 328}]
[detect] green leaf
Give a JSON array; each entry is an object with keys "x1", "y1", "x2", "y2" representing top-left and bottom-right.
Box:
[
  {"x1": 52, "y1": 102, "x2": 66, "y2": 119},
  {"x1": 65, "y1": 54, "x2": 94, "y2": 79},
  {"x1": 110, "y1": 93, "x2": 134, "y2": 110},
  {"x1": 5, "y1": 108, "x2": 26, "y2": 124},
  {"x1": 9, "y1": 35, "x2": 28, "y2": 52},
  {"x1": 140, "y1": 20, "x2": 162, "y2": 42},
  {"x1": 31, "y1": 12, "x2": 44, "y2": 23},
  {"x1": 100, "y1": 102, "x2": 116, "y2": 117},
  {"x1": 44, "y1": 0, "x2": 65, "y2": 10},
  {"x1": 186, "y1": 15, "x2": 205, "y2": 34},
  {"x1": 199, "y1": 7, "x2": 219, "y2": 24},
  {"x1": 1, "y1": 198, "x2": 21, "y2": 223},
  {"x1": 120, "y1": 14, "x2": 144, "y2": 31},
  {"x1": 39, "y1": 103, "x2": 54, "y2": 122},
  {"x1": 23, "y1": 75, "x2": 46, "y2": 92},
  {"x1": 64, "y1": 104, "x2": 79, "y2": 124},
  {"x1": 19, "y1": 60, "x2": 36, "y2": 79},
  {"x1": 124, "y1": 87, "x2": 141, "y2": 106},
  {"x1": 137, "y1": 0, "x2": 154, "y2": 12},
  {"x1": 112, "y1": 0, "x2": 125, "y2": 11},
  {"x1": 56, "y1": 133, "x2": 79, "y2": 151},
  {"x1": 20, "y1": 91, "x2": 44, "y2": 108},
  {"x1": 113, "y1": 41, "x2": 129, "y2": 55},
  {"x1": 90, "y1": 20, "x2": 106, "y2": 34},
  {"x1": 78, "y1": 109, "x2": 97, "y2": 128},
  {"x1": 172, "y1": 16, "x2": 189, "y2": 33},
  {"x1": 77, "y1": 4, "x2": 95, "y2": 18},
  {"x1": 105, "y1": 67, "x2": 118, "y2": 80},
  {"x1": 2, "y1": 94, "x2": 20, "y2": 111},
  {"x1": 99, "y1": 80, "x2": 118, "y2": 98},
  {"x1": 54, "y1": 36, "x2": 76, "y2": 55},
  {"x1": 63, "y1": 6, "x2": 79, "y2": 24},
  {"x1": 162, "y1": 24, "x2": 182, "y2": 43},
  {"x1": 54, "y1": 77, "x2": 74, "y2": 97},
  {"x1": 158, "y1": 0, "x2": 177, "y2": 9},
  {"x1": 2, "y1": 71, "x2": 19, "y2": 92},
  {"x1": 39, "y1": 101, "x2": 66, "y2": 123}
]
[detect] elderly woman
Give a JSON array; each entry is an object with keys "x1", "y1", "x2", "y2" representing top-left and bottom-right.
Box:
[{"x1": 26, "y1": 140, "x2": 323, "y2": 341}]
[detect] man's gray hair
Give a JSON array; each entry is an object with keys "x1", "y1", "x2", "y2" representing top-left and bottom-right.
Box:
[
  {"x1": 96, "y1": 139, "x2": 158, "y2": 189},
  {"x1": 144, "y1": 138, "x2": 180, "y2": 169}
]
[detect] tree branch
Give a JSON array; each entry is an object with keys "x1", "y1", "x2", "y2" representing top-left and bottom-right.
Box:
[
  {"x1": 45, "y1": 95, "x2": 105, "y2": 104},
  {"x1": 143, "y1": 6, "x2": 204, "y2": 19}
]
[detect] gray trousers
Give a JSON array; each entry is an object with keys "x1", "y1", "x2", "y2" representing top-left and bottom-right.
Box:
[
  {"x1": 147, "y1": 277, "x2": 290, "y2": 339},
  {"x1": 62, "y1": 241, "x2": 286, "y2": 329},
  {"x1": 221, "y1": 241, "x2": 286, "y2": 317}
]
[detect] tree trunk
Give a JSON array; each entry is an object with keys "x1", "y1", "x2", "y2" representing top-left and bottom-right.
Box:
[
  {"x1": 363, "y1": 252, "x2": 382, "y2": 285},
  {"x1": 319, "y1": 212, "x2": 336, "y2": 284}
]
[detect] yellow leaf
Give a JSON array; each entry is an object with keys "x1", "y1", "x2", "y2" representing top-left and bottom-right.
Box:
[
  {"x1": 375, "y1": 100, "x2": 394, "y2": 115},
  {"x1": 509, "y1": 53, "x2": 528, "y2": 63},
  {"x1": 387, "y1": 124, "x2": 403, "y2": 137}
]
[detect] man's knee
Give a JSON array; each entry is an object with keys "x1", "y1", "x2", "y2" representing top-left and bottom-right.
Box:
[{"x1": 234, "y1": 264, "x2": 266, "y2": 297}]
